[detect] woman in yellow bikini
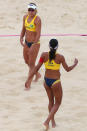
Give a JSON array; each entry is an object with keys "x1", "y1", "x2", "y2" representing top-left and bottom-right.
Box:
[
  {"x1": 25, "y1": 39, "x2": 78, "y2": 130},
  {"x1": 20, "y1": 3, "x2": 41, "y2": 86}
]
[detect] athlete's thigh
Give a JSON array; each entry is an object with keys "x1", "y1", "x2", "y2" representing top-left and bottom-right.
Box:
[
  {"x1": 23, "y1": 45, "x2": 30, "y2": 64},
  {"x1": 29, "y1": 44, "x2": 40, "y2": 62},
  {"x1": 52, "y1": 82, "x2": 62, "y2": 104},
  {"x1": 44, "y1": 82, "x2": 54, "y2": 101}
]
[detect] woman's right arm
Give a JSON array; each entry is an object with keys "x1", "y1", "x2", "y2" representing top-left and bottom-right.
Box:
[
  {"x1": 61, "y1": 55, "x2": 78, "y2": 72},
  {"x1": 20, "y1": 16, "x2": 26, "y2": 47},
  {"x1": 27, "y1": 53, "x2": 45, "y2": 81}
]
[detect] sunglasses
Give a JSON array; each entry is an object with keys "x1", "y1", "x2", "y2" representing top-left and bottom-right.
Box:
[{"x1": 28, "y1": 8, "x2": 35, "y2": 12}]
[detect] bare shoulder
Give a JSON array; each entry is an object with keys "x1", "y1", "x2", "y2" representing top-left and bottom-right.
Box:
[
  {"x1": 23, "y1": 14, "x2": 28, "y2": 20},
  {"x1": 36, "y1": 15, "x2": 41, "y2": 21},
  {"x1": 56, "y1": 53, "x2": 65, "y2": 61},
  {"x1": 40, "y1": 52, "x2": 48, "y2": 62},
  {"x1": 35, "y1": 15, "x2": 41, "y2": 24},
  {"x1": 56, "y1": 53, "x2": 62, "y2": 57},
  {"x1": 41, "y1": 52, "x2": 48, "y2": 58}
]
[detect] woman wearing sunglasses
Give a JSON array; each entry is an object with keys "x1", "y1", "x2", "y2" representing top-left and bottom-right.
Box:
[
  {"x1": 20, "y1": 3, "x2": 41, "y2": 87},
  {"x1": 25, "y1": 39, "x2": 78, "y2": 130}
]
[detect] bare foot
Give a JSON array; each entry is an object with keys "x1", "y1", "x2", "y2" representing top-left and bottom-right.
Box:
[
  {"x1": 25, "y1": 81, "x2": 31, "y2": 90},
  {"x1": 33, "y1": 72, "x2": 41, "y2": 82},
  {"x1": 43, "y1": 122, "x2": 49, "y2": 131},
  {"x1": 52, "y1": 120, "x2": 56, "y2": 128}
]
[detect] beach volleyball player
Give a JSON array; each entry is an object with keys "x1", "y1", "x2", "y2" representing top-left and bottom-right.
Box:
[
  {"x1": 25, "y1": 39, "x2": 78, "y2": 130},
  {"x1": 20, "y1": 3, "x2": 41, "y2": 87}
]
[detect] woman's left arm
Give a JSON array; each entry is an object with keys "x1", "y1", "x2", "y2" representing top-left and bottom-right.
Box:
[
  {"x1": 27, "y1": 52, "x2": 44, "y2": 82},
  {"x1": 34, "y1": 16, "x2": 41, "y2": 43},
  {"x1": 28, "y1": 62, "x2": 42, "y2": 80}
]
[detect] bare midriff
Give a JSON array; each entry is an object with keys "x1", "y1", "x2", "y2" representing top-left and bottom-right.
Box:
[
  {"x1": 25, "y1": 30, "x2": 36, "y2": 42},
  {"x1": 45, "y1": 69, "x2": 61, "y2": 79}
]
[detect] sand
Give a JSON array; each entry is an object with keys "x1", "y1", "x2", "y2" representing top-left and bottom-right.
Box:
[{"x1": 0, "y1": 0, "x2": 87, "y2": 131}]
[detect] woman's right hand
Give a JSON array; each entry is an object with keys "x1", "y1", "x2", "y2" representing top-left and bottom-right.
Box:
[{"x1": 20, "y1": 38, "x2": 25, "y2": 47}]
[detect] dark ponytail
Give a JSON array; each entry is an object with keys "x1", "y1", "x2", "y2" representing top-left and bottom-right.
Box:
[
  {"x1": 49, "y1": 49, "x2": 56, "y2": 62},
  {"x1": 49, "y1": 39, "x2": 58, "y2": 62}
]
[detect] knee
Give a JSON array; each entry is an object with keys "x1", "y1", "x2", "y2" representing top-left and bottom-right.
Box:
[
  {"x1": 55, "y1": 99, "x2": 62, "y2": 107},
  {"x1": 23, "y1": 57, "x2": 29, "y2": 65},
  {"x1": 24, "y1": 59, "x2": 29, "y2": 65},
  {"x1": 49, "y1": 99, "x2": 54, "y2": 106},
  {"x1": 29, "y1": 62, "x2": 35, "y2": 69}
]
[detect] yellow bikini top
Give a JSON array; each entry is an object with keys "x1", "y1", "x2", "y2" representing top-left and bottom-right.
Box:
[
  {"x1": 25, "y1": 15, "x2": 37, "y2": 32},
  {"x1": 44, "y1": 59, "x2": 60, "y2": 70}
]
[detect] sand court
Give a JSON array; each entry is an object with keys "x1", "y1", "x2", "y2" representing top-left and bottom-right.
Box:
[{"x1": 0, "y1": 0, "x2": 87, "y2": 131}]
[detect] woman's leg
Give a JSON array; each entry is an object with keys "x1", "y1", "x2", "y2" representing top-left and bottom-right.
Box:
[
  {"x1": 23, "y1": 45, "x2": 32, "y2": 89},
  {"x1": 43, "y1": 82, "x2": 55, "y2": 129},
  {"x1": 44, "y1": 82, "x2": 62, "y2": 128},
  {"x1": 23, "y1": 45, "x2": 30, "y2": 65},
  {"x1": 28, "y1": 44, "x2": 41, "y2": 81},
  {"x1": 25, "y1": 44, "x2": 41, "y2": 89}
]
